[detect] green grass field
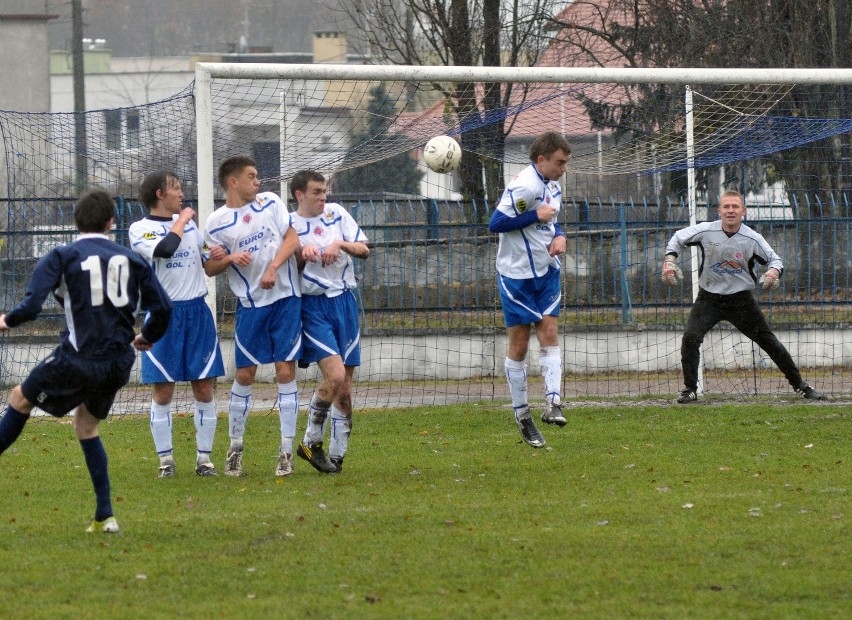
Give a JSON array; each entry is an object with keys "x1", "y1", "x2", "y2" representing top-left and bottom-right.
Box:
[{"x1": 0, "y1": 402, "x2": 848, "y2": 619}]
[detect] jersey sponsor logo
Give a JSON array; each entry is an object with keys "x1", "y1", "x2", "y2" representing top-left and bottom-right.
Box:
[
  {"x1": 711, "y1": 259, "x2": 743, "y2": 275},
  {"x1": 516, "y1": 199, "x2": 527, "y2": 213},
  {"x1": 36, "y1": 392, "x2": 47, "y2": 403},
  {"x1": 325, "y1": 210, "x2": 335, "y2": 220},
  {"x1": 142, "y1": 232, "x2": 158, "y2": 240}
]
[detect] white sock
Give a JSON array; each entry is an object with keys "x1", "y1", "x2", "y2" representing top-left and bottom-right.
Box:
[
  {"x1": 539, "y1": 346, "x2": 563, "y2": 405},
  {"x1": 229, "y1": 380, "x2": 252, "y2": 449},
  {"x1": 278, "y1": 381, "x2": 298, "y2": 455},
  {"x1": 194, "y1": 400, "x2": 217, "y2": 461},
  {"x1": 328, "y1": 405, "x2": 351, "y2": 460},
  {"x1": 504, "y1": 358, "x2": 528, "y2": 409},
  {"x1": 304, "y1": 392, "x2": 331, "y2": 445},
  {"x1": 150, "y1": 400, "x2": 172, "y2": 457}
]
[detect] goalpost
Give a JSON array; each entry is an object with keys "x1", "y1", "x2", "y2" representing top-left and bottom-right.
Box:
[{"x1": 192, "y1": 63, "x2": 852, "y2": 406}]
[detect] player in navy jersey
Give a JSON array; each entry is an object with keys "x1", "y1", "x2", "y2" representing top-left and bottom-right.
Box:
[
  {"x1": 130, "y1": 171, "x2": 226, "y2": 477},
  {"x1": 0, "y1": 190, "x2": 172, "y2": 533},
  {"x1": 489, "y1": 132, "x2": 571, "y2": 448},
  {"x1": 662, "y1": 189, "x2": 825, "y2": 403},
  {"x1": 204, "y1": 156, "x2": 302, "y2": 477},
  {"x1": 290, "y1": 170, "x2": 369, "y2": 474}
]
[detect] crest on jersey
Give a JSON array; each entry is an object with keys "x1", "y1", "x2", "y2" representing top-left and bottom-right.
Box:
[
  {"x1": 314, "y1": 226, "x2": 324, "y2": 236},
  {"x1": 325, "y1": 210, "x2": 334, "y2": 220},
  {"x1": 142, "y1": 232, "x2": 158, "y2": 240},
  {"x1": 545, "y1": 196, "x2": 551, "y2": 204},
  {"x1": 516, "y1": 199, "x2": 527, "y2": 213},
  {"x1": 243, "y1": 214, "x2": 252, "y2": 224}
]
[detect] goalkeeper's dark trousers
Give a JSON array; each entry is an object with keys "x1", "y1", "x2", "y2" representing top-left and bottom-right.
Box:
[{"x1": 681, "y1": 288, "x2": 804, "y2": 391}]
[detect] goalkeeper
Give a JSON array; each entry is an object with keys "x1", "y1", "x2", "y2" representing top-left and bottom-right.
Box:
[{"x1": 662, "y1": 189, "x2": 824, "y2": 403}]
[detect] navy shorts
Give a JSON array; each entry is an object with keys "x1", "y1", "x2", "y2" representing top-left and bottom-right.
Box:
[{"x1": 21, "y1": 345, "x2": 135, "y2": 419}]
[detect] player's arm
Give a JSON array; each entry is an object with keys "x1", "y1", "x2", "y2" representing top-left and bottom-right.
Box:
[
  {"x1": 319, "y1": 240, "x2": 370, "y2": 266},
  {"x1": 260, "y1": 226, "x2": 300, "y2": 289},
  {"x1": 134, "y1": 261, "x2": 173, "y2": 348},
  {"x1": 1, "y1": 250, "x2": 64, "y2": 329},
  {"x1": 152, "y1": 207, "x2": 196, "y2": 259}
]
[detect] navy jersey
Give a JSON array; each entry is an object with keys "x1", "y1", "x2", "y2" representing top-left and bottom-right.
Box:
[{"x1": 4, "y1": 233, "x2": 172, "y2": 356}]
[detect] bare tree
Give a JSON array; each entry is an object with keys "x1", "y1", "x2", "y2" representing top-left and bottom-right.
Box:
[
  {"x1": 547, "y1": 0, "x2": 852, "y2": 212},
  {"x1": 341, "y1": 0, "x2": 561, "y2": 215}
]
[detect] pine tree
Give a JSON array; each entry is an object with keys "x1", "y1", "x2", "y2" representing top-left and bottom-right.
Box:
[{"x1": 334, "y1": 83, "x2": 422, "y2": 196}]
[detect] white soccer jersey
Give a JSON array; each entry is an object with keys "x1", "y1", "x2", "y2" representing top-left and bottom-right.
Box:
[
  {"x1": 292, "y1": 203, "x2": 367, "y2": 297},
  {"x1": 665, "y1": 220, "x2": 784, "y2": 295},
  {"x1": 204, "y1": 191, "x2": 300, "y2": 308},
  {"x1": 494, "y1": 163, "x2": 562, "y2": 278},
  {"x1": 129, "y1": 215, "x2": 209, "y2": 301}
]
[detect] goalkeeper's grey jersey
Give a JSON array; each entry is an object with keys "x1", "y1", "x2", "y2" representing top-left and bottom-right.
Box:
[{"x1": 665, "y1": 221, "x2": 783, "y2": 295}]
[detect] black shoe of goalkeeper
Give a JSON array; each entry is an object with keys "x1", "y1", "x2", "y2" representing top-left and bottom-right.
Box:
[
  {"x1": 797, "y1": 384, "x2": 826, "y2": 400},
  {"x1": 676, "y1": 389, "x2": 698, "y2": 404}
]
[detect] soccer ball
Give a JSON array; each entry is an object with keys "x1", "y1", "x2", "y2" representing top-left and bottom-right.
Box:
[{"x1": 423, "y1": 135, "x2": 462, "y2": 173}]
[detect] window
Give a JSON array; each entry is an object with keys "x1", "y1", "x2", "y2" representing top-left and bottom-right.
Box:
[{"x1": 103, "y1": 109, "x2": 141, "y2": 150}]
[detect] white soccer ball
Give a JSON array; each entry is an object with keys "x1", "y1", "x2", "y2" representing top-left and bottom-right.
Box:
[{"x1": 423, "y1": 135, "x2": 462, "y2": 173}]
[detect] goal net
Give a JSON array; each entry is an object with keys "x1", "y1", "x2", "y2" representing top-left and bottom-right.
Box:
[{"x1": 1, "y1": 65, "x2": 851, "y2": 414}]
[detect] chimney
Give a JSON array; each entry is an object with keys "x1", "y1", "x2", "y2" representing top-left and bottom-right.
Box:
[{"x1": 312, "y1": 31, "x2": 347, "y2": 64}]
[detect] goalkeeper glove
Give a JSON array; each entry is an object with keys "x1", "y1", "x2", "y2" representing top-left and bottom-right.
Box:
[
  {"x1": 759, "y1": 268, "x2": 781, "y2": 291},
  {"x1": 661, "y1": 258, "x2": 683, "y2": 287}
]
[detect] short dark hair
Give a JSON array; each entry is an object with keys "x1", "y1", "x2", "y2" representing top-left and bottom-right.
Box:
[
  {"x1": 139, "y1": 170, "x2": 179, "y2": 210},
  {"x1": 529, "y1": 132, "x2": 571, "y2": 161},
  {"x1": 74, "y1": 190, "x2": 116, "y2": 233},
  {"x1": 290, "y1": 169, "x2": 325, "y2": 201},
  {"x1": 218, "y1": 156, "x2": 257, "y2": 190}
]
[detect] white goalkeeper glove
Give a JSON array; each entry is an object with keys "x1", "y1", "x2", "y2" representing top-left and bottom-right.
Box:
[
  {"x1": 661, "y1": 258, "x2": 683, "y2": 287},
  {"x1": 759, "y1": 268, "x2": 781, "y2": 291}
]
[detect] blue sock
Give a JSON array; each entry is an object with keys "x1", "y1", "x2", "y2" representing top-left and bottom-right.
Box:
[
  {"x1": 80, "y1": 437, "x2": 113, "y2": 522},
  {"x1": 0, "y1": 407, "x2": 30, "y2": 455}
]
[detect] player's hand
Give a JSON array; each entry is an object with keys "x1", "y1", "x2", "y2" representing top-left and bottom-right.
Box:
[
  {"x1": 661, "y1": 258, "x2": 683, "y2": 287},
  {"x1": 208, "y1": 245, "x2": 226, "y2": 261},
  {"x1": 133, "y1": 334, "x2": 152, "y2": 351},
  {"x1": 0, "y1": 314, "x2": 8, "y2": 332},
  {"x1": 548, "y1": 235, "x2": 566, "y2": 257},
  {"x1": 536, "y1": 203, "x2": 557, "y2": 223},
  {"x1": 177, "y1": 206, "x2": 196, "y2": 223},
  {"x1": 301, "y1": 246, "x2": 322, "y2": 264},
  {"x1": 320, "y1": 242, "x2": 342, "y2": 266},
  {"x1": 260, "y1": 264, "x2": 278, "y2": 289},
  {"x1": 230, "y1": 251, "x2": 252, "y2": 267},
  {"x1": 760, "y1": 268, "x2": 781, "y2": 291}
]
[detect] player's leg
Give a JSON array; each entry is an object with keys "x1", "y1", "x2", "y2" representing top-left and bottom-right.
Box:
[
  {"x1": 271, "y1": 296, "x2": 303, "y2": 476},
  {"x1": 0, "y1": 385, "x2": 33, "y2": 454},
  {"x1": 536, "y1": 314, "x2": 566, "y2": 426},
  {"x1": 74, "y1": 405, "x2": 118, "y2": 534},
  {"x1": 184, "y1": 297, "x2": 225, "y2": 475},
  {"x1": 150, "y1": 382, "x2": 176, "y2": 477},
  {"x1": 274, "y1": 360, "x2": 300, "y2": 476},
  {"x1": 190, "y1": 378, "x2": 218, "y2": 476},
  {"x1": 679, "y1": 293, "x2": 723, "y2": 402},
  {"x1": 226, "y1": 365, "x2": 255, "y2": 477},
  {"x1": 328, "y1": 365, "x2": 356, "y2": 472},
  {"x1": 728, "y1": 297, "x2": 824, "y2": 399},
  {"x1": 296, "y1": 355, "x2": 341, "y2": 474}
]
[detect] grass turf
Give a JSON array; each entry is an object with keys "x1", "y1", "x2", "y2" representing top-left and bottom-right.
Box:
[{"x1": 0, "y1": 403, "x2": 848, "y2": 618}]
